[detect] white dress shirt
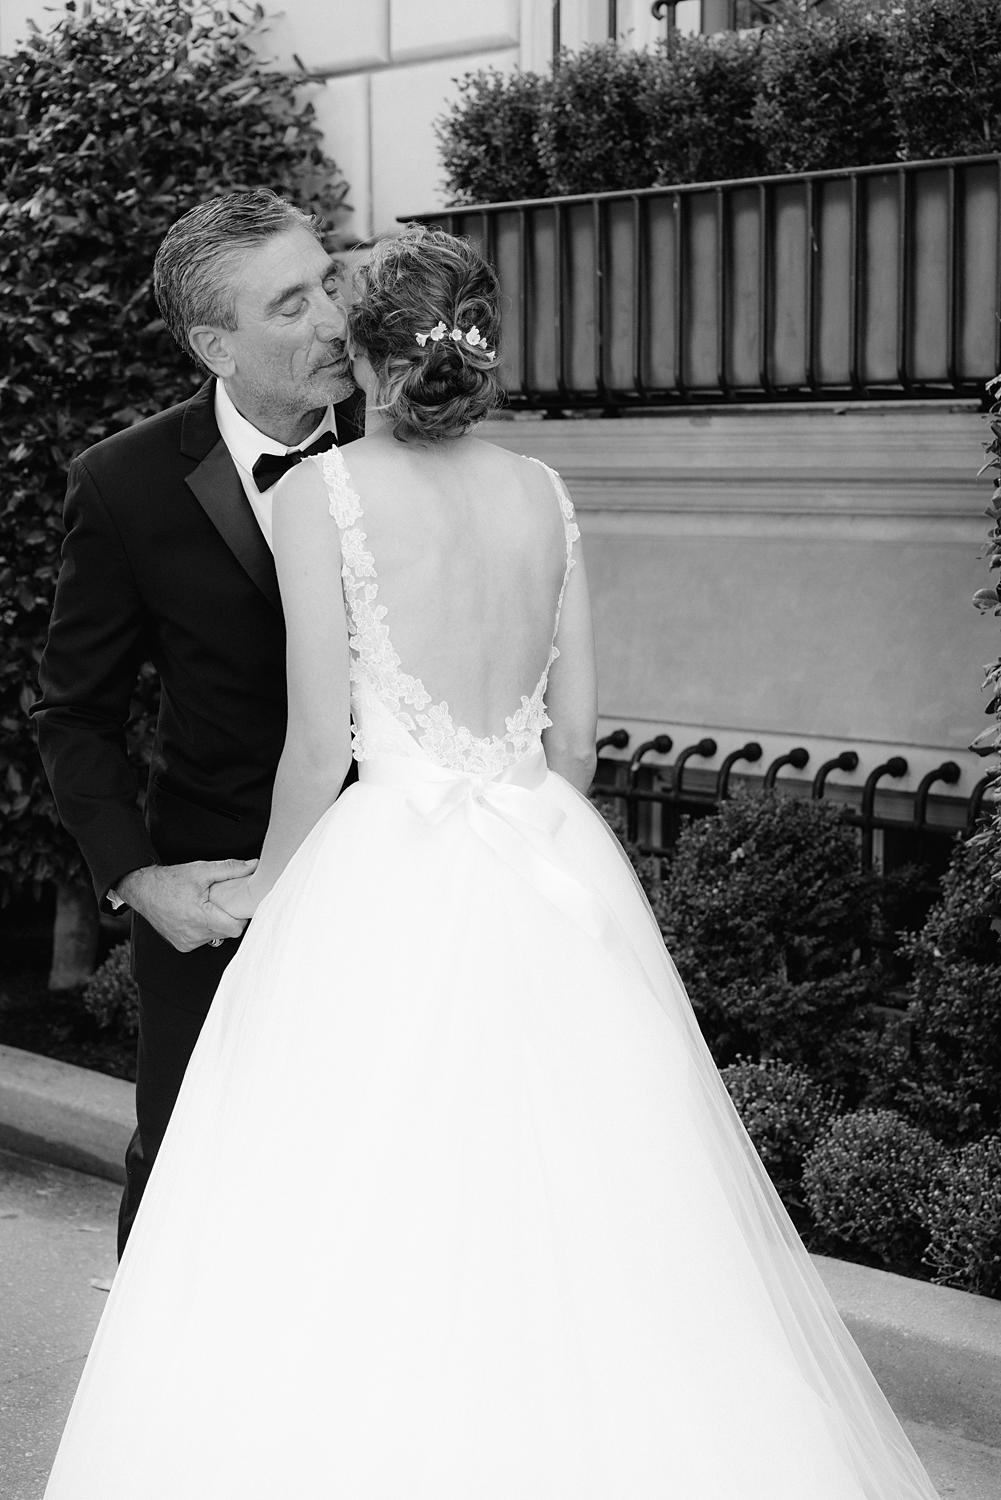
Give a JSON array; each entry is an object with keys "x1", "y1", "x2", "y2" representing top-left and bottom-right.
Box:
[{"x1": 214, "y1": 381, "x2": 336, "y2": 552}]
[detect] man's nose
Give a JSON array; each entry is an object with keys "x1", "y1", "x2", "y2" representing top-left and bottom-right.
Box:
[{"x1": 315, "y1": 297, "x2": 347, "y2": 343}]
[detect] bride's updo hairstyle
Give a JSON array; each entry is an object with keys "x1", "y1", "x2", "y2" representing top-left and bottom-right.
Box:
[{"x1": 347, "y1": 224, "x2": 502, "y2": 443}]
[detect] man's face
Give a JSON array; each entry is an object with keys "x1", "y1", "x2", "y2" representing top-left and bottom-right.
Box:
[{"x1": 214, "y1": 224, "x2": 354, "y2": 430}]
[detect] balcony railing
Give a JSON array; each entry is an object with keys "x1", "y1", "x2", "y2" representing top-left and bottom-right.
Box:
[{"x1": 410, "y1": 154, "x2": 1001, "y2": 411}]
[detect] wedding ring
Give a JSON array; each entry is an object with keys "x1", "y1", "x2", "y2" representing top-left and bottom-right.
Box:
[{"x1": 209, "y1": 938, "x2": 223, "y2": 948}]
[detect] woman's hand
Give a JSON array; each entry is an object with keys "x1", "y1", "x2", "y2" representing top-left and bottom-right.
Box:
[{"x1": 208, "y1": 873, "x2": 259, "y2": 922}]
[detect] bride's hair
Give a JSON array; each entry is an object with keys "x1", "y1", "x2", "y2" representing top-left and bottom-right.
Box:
[{"x1": 347, "y1": 225, "x2": 502, "y2": 443}]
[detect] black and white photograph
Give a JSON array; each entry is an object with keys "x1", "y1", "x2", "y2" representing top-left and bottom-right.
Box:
[{"x1": 1, "y1": 1, "x2": 1000, "y2": 1495}]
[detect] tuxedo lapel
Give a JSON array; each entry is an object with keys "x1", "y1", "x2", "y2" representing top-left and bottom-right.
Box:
[
  {"x1": 181, "y1": 381, "x2": 282, "y2": 614},
  {"x1": 178, "y1": 379, "x2": 364, "y2": 615}
]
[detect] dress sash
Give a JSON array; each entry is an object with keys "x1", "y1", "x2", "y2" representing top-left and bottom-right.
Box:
[{"x1": 359, "y1": 750, "x2": 612, "y2": 942}]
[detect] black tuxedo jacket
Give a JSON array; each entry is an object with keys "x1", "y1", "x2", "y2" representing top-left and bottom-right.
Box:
[{"x1": 33, "y1": 377, "x2": 365, "y2": 994}]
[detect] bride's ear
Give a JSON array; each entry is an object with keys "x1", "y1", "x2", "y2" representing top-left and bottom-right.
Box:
[{"x1": 188, "y1": 325, "x2": 235, "y2": 379}]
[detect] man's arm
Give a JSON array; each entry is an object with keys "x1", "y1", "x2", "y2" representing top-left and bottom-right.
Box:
[
  {"x1": 33, "y1": 458, "x2": 252, "y2": 950},
  {"x1": 33, "y1": 457, "x2": 159, "y2": 901}
]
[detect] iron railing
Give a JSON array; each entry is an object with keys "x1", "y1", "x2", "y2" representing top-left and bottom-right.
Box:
[
  {"x1": 588, "y1": 728, "x2": 996, "y2": 873},
  {"x1": 409, "y1": 155, "x2": 1001, "y2": 412}
]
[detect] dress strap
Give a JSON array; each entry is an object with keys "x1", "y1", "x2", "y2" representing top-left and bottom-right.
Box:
[
  {"x1": 319, "y1": 444, "x2": 363, "y2": 532},
  {"x1": 523, "y1": 456, "x2": 581, "y2": 656}
]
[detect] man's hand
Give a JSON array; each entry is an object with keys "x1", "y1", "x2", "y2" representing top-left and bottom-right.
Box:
[{"x1": 116, "y1": 860, "x2": 259, "y2": 952}]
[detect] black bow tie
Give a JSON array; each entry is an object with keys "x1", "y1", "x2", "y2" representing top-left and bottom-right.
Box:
[{"x1": 251, "y1": 430, "x2": 337, "y2": 491}]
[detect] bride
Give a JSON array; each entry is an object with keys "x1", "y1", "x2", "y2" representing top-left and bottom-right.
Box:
[{"x1": 45, "y1": 225, "x2": 940, "y2": 1499}]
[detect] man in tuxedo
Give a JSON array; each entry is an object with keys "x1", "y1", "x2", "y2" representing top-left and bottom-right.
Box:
[{"x1": 33, "y1": 189, "x2": 365, "y2": 1254}]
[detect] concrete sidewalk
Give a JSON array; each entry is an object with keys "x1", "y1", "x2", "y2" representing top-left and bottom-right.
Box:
[{"x1": 1, "y1": 1044, "x2": 999, "y2": 1497}]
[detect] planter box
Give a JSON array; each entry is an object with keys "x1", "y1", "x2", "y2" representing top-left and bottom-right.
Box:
[{"x1": 411, "y1": 155, "x2": 1001, "y2": 409}]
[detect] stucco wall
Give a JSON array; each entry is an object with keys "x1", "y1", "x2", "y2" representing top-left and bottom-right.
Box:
[{"x1": 482, "y1": 404, "x2": 994, "y2": 801}]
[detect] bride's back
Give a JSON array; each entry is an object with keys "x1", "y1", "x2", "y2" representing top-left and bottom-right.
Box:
[{"x1": 338, "y1": 432, "x2": 569, "y2": 742}]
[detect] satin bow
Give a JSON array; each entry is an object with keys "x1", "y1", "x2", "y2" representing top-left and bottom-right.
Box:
[{"x1": 359, "y1": 749, "x2": 611, "y2": 941}]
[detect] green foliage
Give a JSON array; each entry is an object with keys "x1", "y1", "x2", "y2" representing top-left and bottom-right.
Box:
[
  {"x1": 539, "y1": 44, "x2": 663, "y2": 196},
  {"x1": 802, "y1": 1109, "x2": 943, "y2": 1269},
  {"x1": 437, "y1": 1, "x2": 1001, "y2": 206},
  {"x1": 923, "y1": 1135, "x2": 1001, "y2": 1296},
  {"x1": 0, "y1": 0, "x2": 348, "y2": 902},
  {"x1": 655, "y1": 791, "x2": 879, "y2": 1078},
  {"x1": 893, "y1": 836, "x2": 1001, "y2": 1142},
  {"x1": 971, "y1": 375, "x2": 1001, "y2": 918},
  {"x1": 647, "y1": 30, "x2": 768, "y2": 187},
  {"x1": 720, "y1": 1056, "x2": 841, "y2": 1204},
  {"x1": 434, "y1": 67, "x2": 551, "y2": 206},
  {"x1": 752, "y1": 1, "x2": 897, "y2": 173},
  {"x1": 81, "y1": 940, "x2": 139, "y2": 1038},
  {"x1": 888, "y1": 0, "x2": 1001, "y2": 162}
]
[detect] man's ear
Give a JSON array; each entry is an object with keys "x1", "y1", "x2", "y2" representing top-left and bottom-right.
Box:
[{"x1": 188, "y1": 325, "x2": 236, "y2": 379}]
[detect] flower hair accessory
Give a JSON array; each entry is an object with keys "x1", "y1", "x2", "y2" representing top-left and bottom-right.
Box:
[{"x1": 415, "y1": 319, "x2": 494, "y2": 359}]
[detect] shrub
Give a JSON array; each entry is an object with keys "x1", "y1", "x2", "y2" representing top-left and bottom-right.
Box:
[
  {"x1": 655, "y1": 790, "x2": 880, "y2": 1077},
  {"x1": 923, "y1": 1136, "x2": 1001, "y2": 1297},
  {"x1": 720, "y1": 1057, "x2": 841, "y2": 1205},
  {"x1": 647, "y1": 30, "x2": 768, "y2": 187},
  {"x1": 0, "y1": 0, "x2": 347, "y2": 915},
  {"x1": 435, "y1": 67, "x2": 552, "y2": 206},
  {"x1": 82, "y1": 941, "x2": 139, "y2": 1038},
  {"x1": 888, "y1": 0, "x2": 1001, "y2": 162},
  {"x1": 894, "y1": 836, "x2": 1001, "y2": 1142},
  {"x1": 590, "y1": 792, "x2": 664, "y2": 905},
  {"x1": 802, "y1": 1109, "x2": 943, "y2": 1270},
  {"x1": 752, "y1": 1, "x2": 897, "y2": 174},
  {"x1": 538, "y1": 43, "x2": 662, "y2": 196}
]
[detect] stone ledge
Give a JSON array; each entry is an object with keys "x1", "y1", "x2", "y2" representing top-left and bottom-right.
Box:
[
  {"x1": 817, "y1": 1258, "x2": 1001, "y2": 1450},
  {"x1": 0, "y1": 1044, "x2": 132, "y2": 1184}
]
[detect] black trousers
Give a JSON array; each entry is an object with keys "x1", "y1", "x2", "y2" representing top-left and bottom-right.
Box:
[{"x1": 117, "y1": 934, "x2": 240, "y2": 1258}]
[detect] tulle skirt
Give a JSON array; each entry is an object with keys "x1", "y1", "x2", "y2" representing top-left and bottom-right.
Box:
[{"x1": 45, "y1": 750, "x2": 939, "y2": 1498}]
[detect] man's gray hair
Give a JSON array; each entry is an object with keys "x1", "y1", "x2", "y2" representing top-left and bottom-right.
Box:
[{"x1": 153, "y1": 189, "x2": 319, "y2": 365}]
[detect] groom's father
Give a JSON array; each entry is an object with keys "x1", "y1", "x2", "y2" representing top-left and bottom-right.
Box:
[{"x1": 33, "y1": 190, "x2": 364, "y2": 1253}]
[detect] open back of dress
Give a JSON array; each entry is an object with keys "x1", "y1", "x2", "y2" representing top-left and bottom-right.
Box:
[{"x1": 322, "y1": 444, "x2": 580, "y2": 773}]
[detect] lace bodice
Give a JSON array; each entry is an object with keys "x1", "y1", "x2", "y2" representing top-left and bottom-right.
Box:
[{"x1": 319, "y1": 446, "x2": 580, "y2": 775}]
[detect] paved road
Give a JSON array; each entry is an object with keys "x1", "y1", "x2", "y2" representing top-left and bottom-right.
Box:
[
  {"x1": 2, "y1": 1147, "x2": 998, "y2": 1499},
  {"x1": 1, "y1": 1150, "x2": 117, "y2": 1500}
]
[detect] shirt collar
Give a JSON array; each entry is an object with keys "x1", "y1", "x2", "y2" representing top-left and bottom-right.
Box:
[{"x1": 214, "y1": 380, "x2": 335, "y2": 475}]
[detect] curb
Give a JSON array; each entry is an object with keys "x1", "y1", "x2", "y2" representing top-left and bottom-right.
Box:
[
  {"x1": 814, "y1": 1256, "x2": 1001, "y2": 1451},
  {"x1": 1, "y1": 1044, "x2": 999, "y2": 1458},
  {"x1": 0, "y1": 1044, "x2": 132, "y2": 1184}
]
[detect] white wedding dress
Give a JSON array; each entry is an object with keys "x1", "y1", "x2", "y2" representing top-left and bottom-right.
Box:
[{"x1": 45, "y1": 449, "x2": 939, "y2": 1499}]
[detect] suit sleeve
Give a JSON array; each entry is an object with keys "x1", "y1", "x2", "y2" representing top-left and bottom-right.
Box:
[{"x1": 32, "y1": 457, "x2": 159, "y2": 902}]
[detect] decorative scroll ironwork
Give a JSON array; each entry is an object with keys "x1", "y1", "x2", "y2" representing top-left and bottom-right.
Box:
[{"x1": 591, "y1": 731, "x2": 988, "y2": 873}]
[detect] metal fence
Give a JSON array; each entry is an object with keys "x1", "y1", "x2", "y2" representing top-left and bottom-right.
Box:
[
  {"x1": 412, "y1": 154, "x2": 1001, "y2": 411},
  {"x1": 589, "y1": 728, "x2": 997, "y2": 874}
]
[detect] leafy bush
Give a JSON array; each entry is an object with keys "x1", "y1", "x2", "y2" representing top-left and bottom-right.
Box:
[
  {"x1": 721, "y1": 1057, "x2": 841, "y2": 1205},
  {"x1": 434, "y1": 67, "x2": 552, "y2": 206},
  {"x1": 802, "y1": 1109, "x2": 943, "y2": 1269},
  {"x1": 0, "y1": 0, "x2": 348, "y2": 906},
  {"x1": 82, "y1": 941, "x2": 139, "y2": 1038},
  {"x1": 655, "y1": 791, "x2": 880, "y2": 1078},
  {"x1": 538, "y1": 43, "x2": 662, "y2": 196},
  {"x1": 647, "y1": 30, "x2": 768, "y2": 187},
  {"x1": 893, "y1": 836, "x2": 1001, "y2": 1142},
  {"x1": 438, "y1": 1, "x2": 1001, "y2": 208},
  {"x1": 752, "y1": 1, "x2": 897, "y2": 173},
  {"x1": 923, "y1": 1136, "x2": 1001, "y2": 1296},
  {"x1": 888, "y1": 0, "x2": 1001, "y2": 162}
]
